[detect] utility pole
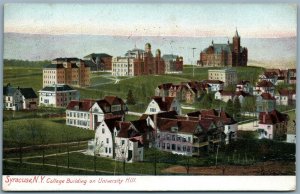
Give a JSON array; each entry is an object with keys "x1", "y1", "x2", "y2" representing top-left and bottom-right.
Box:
[{"x1": 191, "y1": 48, "x2": 197, "y2": 77}]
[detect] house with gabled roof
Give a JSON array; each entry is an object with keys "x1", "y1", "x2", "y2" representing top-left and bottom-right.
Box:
[
  {"x1": 236, "y1": 80, "x2": 252, "y2": 94},
  {"x1": 257, "y1": 110, "x2": 289, "y2": 140},
  {"x1": 66, "y1": 96, "x2": 126, "y2": 130},
  {"x1": 93, "y1": 116, "x2": 123, "y2": 158},
  {"x1": 19, "y1": 88, "x2": 38, "y2": 110},
  {"x1": 145, "y1": 96, "x2": 181, "y2": 115},
  {"x1": 275, "y1": 89, "x2": 296, "y2": 106},
  {"x1": 215, "y1": 90, "x2": 234, "y2": 102},
  {"x1": 187, "y1": 109, "x2": 238, "y2": 144},
  {"x1": 254, "y1": 80, "x2": 275, "y2": 96},
  {"x1": 3, "y1": 84, "x2": 24, "y2": 111},
  {"x1": 256, "y1": 92, "x2": 276, "y2": 113},
  {"x1": 202, "y1": 80, "x2": 224, "y2": 92},
  {"x1": 258, "y1": 71, "x2": 278, "y2": 85}
]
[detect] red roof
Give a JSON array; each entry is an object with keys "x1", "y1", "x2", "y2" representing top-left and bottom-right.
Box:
[
  {"x1": 235, "y1": 91, "x2": 251, "y2": 97},
  {"x1": 66, "y1": 99, "x2": 95, "y2": 111},
  {"x1": 256, "y1": 80, "x2": 274, "y2": 87},
  {"x1": 260, "y1": 93, "x2": 275, "y2": 100},
  {"x1": 279, "y1": 89, "x2": 296, "y2": 96},
  {"x1": 237, "y1": 80, "x2": 250, "y2": 85},
  {"x1": 152, "y1": 96, "x2": 175, "y2": 111},
  {"x1": 259, "y1": 110, "x2": 289, "y2": 125},
  {"x1": 104, "y1": 96, "x2": 124, "y2": 105}
]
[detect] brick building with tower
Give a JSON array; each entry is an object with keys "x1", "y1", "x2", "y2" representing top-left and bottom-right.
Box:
[
  {"x1": 112, "y1": 43, "x2": 165, "y2": 76},
  {"x1": 198, "y1": 29, "x2": 248, "y2": 67}
]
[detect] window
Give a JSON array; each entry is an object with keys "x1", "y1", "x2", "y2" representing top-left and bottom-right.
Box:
[
  {"x1": 188, "y1": 137, "x2": 191, "y2": 142},
  {"x1": 106, "y1": 138, "x2": 109, "y2": 143},
  {"x1": 109, "y1": 148, "x2": 111, "y2": 154},
  {"x1": 177, "y1": 145, "x2": 181, "y2": 151},
  {"x1": 183, "y1": 145, "x2": 186, "y2": 151},
  {"x1": 172, "y1": 135, "x2": 175, "y2": 141},
  {"x1": 171, "y1": 144, "x2": 176, "y2": 150},
  {"x1": 121, "y1": 140, "x2": 125, "y2": 145},
  {"x1": 167, "y1": 143, "x2": 170, "y2": 149},
  {"x1": 105, "y1": 147, "x2": 108, "y2": 153},
  {"x1": 150, "y1": 108, "x2": 156, "y2": 112},
  {"x1": 162, "y1": 143, "x2": 165, "y2": 149},
  {"x1": 166, "y1": 135, "x2": 171, "y2": 140},
  {"x1": 187, "y1": 146, "x2": 190, "y2": 152},
  {"x1": 102, "y1": 128, "x2": 105, "y2": 134}
]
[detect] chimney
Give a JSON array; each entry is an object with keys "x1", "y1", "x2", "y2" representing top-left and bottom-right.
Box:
[{"x1": 263, "y1": 114, "x2": 266, "y2": 123}]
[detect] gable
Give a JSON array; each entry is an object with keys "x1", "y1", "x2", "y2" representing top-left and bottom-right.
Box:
[{"x1": 91, "y1": 103, "x2": 104, "y2": 113}]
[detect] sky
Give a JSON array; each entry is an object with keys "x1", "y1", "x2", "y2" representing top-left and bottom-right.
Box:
[{"x1": 4, "y1": 3, "x2": 297, "y2": 38}]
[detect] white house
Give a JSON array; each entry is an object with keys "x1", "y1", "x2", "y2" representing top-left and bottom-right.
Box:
[
  {"x1": 66, "y1": 96, "x2": 126, "y2": 130},
  {"x1": 112, "y1": 56, "x2": 135, "y2": 76},
  {"x1": 254, "y1": 80, "x2": 275, "y2": 96},
  {"x1": 236, "y1": 80, "x2": 252, "y2": 94},
  {"x1": 275, "y1": 89, "x2": 296, "y2": 106},
  {"x1": 145, "y1": 96, "x2": 181, "y2": 115},
  {"x1": 94, "y1": 117, "x2": 123, "y2": 158},
  {"x1": 214, "y1": 91, "x2": 234, "y2": 102},
  {"x1": 3, "y1": 84, "x2": 36, "y2": 111},
  {"x1": 202, "y1": 80, "x2": 224, "y2": 92},
  {"x1": 258, "y1": 72, "x2": 278, "y2": 85},
  {"x1": 39, "y1": 84, "x2": 79, "y2": 107}
]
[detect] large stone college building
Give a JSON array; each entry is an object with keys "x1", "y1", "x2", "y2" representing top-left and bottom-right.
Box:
[{"x1": 198, "y1": 29, "x2": 248, "y2": 67}]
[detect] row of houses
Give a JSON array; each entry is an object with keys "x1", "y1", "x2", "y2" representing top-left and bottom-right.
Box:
[
  {"x1": 88, "y1": 108, "x2": 238, "y2": 162},
  {"x1": 3, "y1": 83, "x2": 81, "y2": 110},
  {"x1": 258, "y1": 68, "x2": 296, "y2": 85}
]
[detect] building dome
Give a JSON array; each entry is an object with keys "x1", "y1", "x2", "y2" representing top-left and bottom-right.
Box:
[
  {"x1": 155, "y1": 49, "x2": 161, "y2": 56},
  {"x1": 145, "y1": 43, "x2": 151, "y2": 52}
]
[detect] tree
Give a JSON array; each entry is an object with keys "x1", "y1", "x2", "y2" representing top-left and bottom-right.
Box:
[
  {"x1": 126, "y1": 89, "x2": 136, "y2": 105},
  {"x1": 242, "y1": 96, "x2": 256, "y2": 112},
  {"x1": 201, "y1": 93, "x2": 213, "y2": 109},
  {"x1": 233, "y1": 97, "x2": 242, "y2": 118},
  {"x1": 225, "y1": 99, "x2": 234, "y2": 117}
]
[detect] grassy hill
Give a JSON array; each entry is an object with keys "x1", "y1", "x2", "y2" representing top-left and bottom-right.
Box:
[{"x1": 4, "y1": 60, "x2": 264, "y2": 112}]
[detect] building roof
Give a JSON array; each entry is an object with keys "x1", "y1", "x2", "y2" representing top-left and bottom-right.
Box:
[
  {"x1": 261, "y1": 71, "x2": 278, "y2": 79},
  {"x1": 152, "y1": 96, "x2": 175, "y2": 111},
  {"x1": 44, "y1": 63, "x2": 64, "y2": 69},
  {"x1": 256, "y1": 80, "x2": 274, "y2": 87},
  {"x1": 260, "y1": 92, "x2": 276, "y2": 100},
  {"x1": 40, "y1": 84, "x2": 75, "y2": 92},
  {"x1": 104, "y1": 96, "x2": 125, "y2": 105},
  {"x1": 116, "y1": 121, "x2": 142, "y2": 139},
  {"x1": 3, "y1": 85, "x2": 17, "y2": 96},
  {"x1": 19, "y1": 88, "x2": 38, "y2": 99},
  {"x1": 84, "y1": 53, "x2": 112, "y2": 59},
  {"x1": 131, "y1": 119, "x2": 154, "y2": 134},
  {"x1": 66, "y1": 99, "x2": 95, "y2": 111},
  {"x1": 259, "y1": 110, "x2": 289, "y2": 125},
  {"x1": 157, "y1": 83, "x2": 174, "y2": 90},
  {"x1": 162, "y1": 54, "x2": 178, "y2": 61},
  {"x1": 218, "y1": 90, "x2": 234, "y2": 96},
  {"x1": 237, "y1": 80, "x2": 250, "y2": 85},
  {"x1": 52, "y1": 57, "x2": 80, "y2": 62},
  {"x1": 279, "y1": 89, "x2": 296, "y2": 96},
  {"x1": 203, "y1": 80, "x2": 224, "y2": 84},
  {"x1": 235, "y1": 91, "x2": 251, "y2": 97}
]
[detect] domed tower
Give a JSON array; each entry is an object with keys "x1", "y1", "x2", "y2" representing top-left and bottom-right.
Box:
[
  {"x1": 233, "y1": 28, "x2": 240, "y2": 54},
  {"x1": 145, "y1": 43, "x2": 151, "y2": 53},
  {"x1": 155, "y1": 49, "x2": 161, "y2": 58}
]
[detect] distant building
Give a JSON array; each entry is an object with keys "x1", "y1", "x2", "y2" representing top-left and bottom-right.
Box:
[
  {"x1": 201, "y1": 80, "x2": 224, "y2": 91},
  {"x1": 275, "y1": 89, "x2": 296, "y2": 106},
  {"x1": 112, "y1": 43, "x2": 165, "y2": 76},
  {"x1": 208, "y1": 68, "x2": 237, "y2": 87},
  {"x1": 198, "y1": 29, "x2": 247, "y2": 67},
  {"x1": 38, "y1": 84, "x2": 78, "y2": 108},
  {"x1": 3, "y1": 84, "x2": 38, "y2": 111},
  {"x1": 254, "y1": 80, "x2": 275, "y2": 96},
  {"x1": 43, "y1": 58, "x2": 90, "y2": 87},
  {"x1": 162, "y1": 54, "x2": 183, "y2": 74},
  {"x1": 83, "y1": 53, "x2": 113, "y2": 71},
  {"x1": 236, "y1": 80, "x2": 252, "y2": 94}
]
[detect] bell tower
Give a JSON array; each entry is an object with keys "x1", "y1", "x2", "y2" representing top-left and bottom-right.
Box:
[{"x1": 233, "y1": 28, "x2": 240, "y2": 54}]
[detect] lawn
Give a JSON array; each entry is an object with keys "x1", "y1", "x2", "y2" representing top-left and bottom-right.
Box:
[{"x1": 3, "y1": 118, "x2": 95, "y2": 148}]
